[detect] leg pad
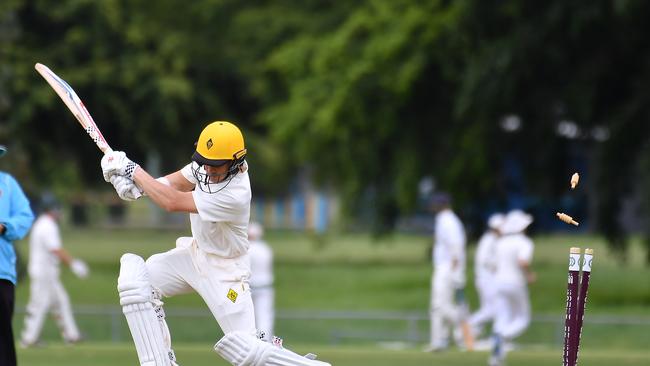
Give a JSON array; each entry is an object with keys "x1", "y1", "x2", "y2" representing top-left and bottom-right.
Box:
[
  {"x1": 214, "y1": 331, "x2": 331, "y2": 366},
  {"x1": 119, "y1": 253, "x2": 177, "y2": 366}
]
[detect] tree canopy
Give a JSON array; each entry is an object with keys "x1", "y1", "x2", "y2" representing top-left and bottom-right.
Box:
[{"x1": 2, "y1": 0, "x2": 650, "y2": 260}]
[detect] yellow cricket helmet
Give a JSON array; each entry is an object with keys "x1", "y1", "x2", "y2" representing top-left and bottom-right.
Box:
[
  {"x1": 191, "y1": 121, "x2": 247, "y2": 193},
  {"x1": 192, "y1": 121, "x2": 247, "y2": 166}
]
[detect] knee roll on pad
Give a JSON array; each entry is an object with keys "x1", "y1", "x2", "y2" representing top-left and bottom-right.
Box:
[
  {"x1": 118, "y1": 253, "x2": 153, "y2": 305},
  {"x1": 214, "y1": 331, "x2": 270, "y2": 366},
  {"x1": 214, "y1": 331, "x2": 331, "y2": 366}
]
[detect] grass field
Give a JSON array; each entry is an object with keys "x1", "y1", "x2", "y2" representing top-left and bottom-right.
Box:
[
  {"x1": 14, "y1": 228, "x2": 650, "y2": 312},
  {"x1": 10, "y1": 226, "x2": 650, "y2": 365},
  {"x1": 17, "y1": 342, "x2": 650, "y2": 366}
]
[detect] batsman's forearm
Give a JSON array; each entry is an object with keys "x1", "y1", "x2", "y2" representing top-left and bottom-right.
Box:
[
  {"x1": 133, "y1": 167, "x2": 196, "y2": 213},
  {"x1": 134, "y1": 168, "x2": 176, "y2": 210}
]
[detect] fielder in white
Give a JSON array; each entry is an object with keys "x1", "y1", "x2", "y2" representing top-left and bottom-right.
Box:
[
  {"x1": 469, "y1": 213, "x2": 505, "y2": 341},
  {"x1": 21, "y1": 194, "x2": 89, "y2": 347},
  {"x1": 248, "y1": 222, "x2": 275, "y2": 341},
  {"x1": 427, "y1": 193, "x2": 467, "y2": 351},
  {"x1": 489, "y1": 209, "x2": 536, "y2": 366},
  {"x1": 101, "y1": 121, "x2": 330, "y2": 366}
]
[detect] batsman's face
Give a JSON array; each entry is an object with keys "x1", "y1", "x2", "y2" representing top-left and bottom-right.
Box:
[{"x1": 204, "y1": 163, "x2": 229, "y2": 183}]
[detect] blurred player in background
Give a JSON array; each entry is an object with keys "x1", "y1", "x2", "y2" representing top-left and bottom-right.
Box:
[
  {"x1": 102, "y1": 121, "x2": 330, "y2": 366},
  {"x1": 469, "y1": 213, "x2": 505, "y2": 345},
  {"x1": 0, "y1": 144, "x2": 35, "y2": 366},
  {"x1": 426, "y1": 192, "x2": 469, "y2": 352},
  {"x1": 248, "y1": 221, "x2": 275, "y2": 341},
  {"x1": 20, "y1": 193, "x2": 89, "y2": 347},
  {"x1": 489, "y1": 209, "x2": 536, "y2": 366}
]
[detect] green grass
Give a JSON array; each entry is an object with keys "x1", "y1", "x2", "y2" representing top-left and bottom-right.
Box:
[
  {"x1": 10, "y1": 228, "x2": 650, "y2": 357},
  {"x1": 16, "y1": 342, "x2": 650, "y2": 366},
  {"x1": 15, "y1": 228, "x2": 648, "y2": 314}
]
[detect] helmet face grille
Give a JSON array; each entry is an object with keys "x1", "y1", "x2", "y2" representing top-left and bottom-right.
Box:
[{"x1": 190, "y1": 157, "x2": 245, "y2": 194}]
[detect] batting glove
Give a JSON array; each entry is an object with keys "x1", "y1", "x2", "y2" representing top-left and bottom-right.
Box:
[
  {"x1": 101, "y1": 151, "x2": 139, "y2": 182},
  {"x1": 70, "y1": 258, "x2": 89, "y2": 279},
  {"x1": 110, "y1": 175, "x2": 143, "y2": 201}
]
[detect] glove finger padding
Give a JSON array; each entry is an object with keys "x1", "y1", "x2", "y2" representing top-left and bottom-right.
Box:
[
  {"x1": 102, "y1": 151, "x2": 126, "y2": 182},
  {"x1": 110, "y1": 175, "x2": 142, "y2": 201},
  {"x1": 102, "y1": 151, "x2": 139, "y2": 181}
]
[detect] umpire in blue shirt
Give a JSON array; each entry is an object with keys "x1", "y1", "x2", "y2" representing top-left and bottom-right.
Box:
[{"x1": 0, "y1": 144, "x2": 35, "y2": 366}]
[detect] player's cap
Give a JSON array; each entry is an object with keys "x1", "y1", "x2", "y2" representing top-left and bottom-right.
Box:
[
  {"x1": 500, "y1": 209, "x2": 533, "y2": 234},
  {"x1": 0, "y1": 145, "x2": 7, "y2": 157},
  {"x1": 40, "y1": 192, "x2": 61, "y2": 212}
]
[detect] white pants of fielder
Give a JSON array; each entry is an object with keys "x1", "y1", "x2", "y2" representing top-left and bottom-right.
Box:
[
  {"x1": 492, "y1": 282, "x2": 531, "y2": 340},
  {"x1": 469, "y1": 276, "x2": 498, "y2": 335},
  {"x1": 429, "y1": 266, "x2": 465, "y2": 349},
  {"x1": 252, "y1": 286, "x2": 275, "y2": 341},
  {"x1": 21, "y1": 276, "x2": 81, "y2": 345},
  {"x1": 118, "y1": 237, "x2": 329, "y2": 366}
]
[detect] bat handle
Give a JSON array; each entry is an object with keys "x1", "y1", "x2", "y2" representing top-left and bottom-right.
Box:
[{"x1": 131, "y1": 187, "x2": 143, "y2": 200}]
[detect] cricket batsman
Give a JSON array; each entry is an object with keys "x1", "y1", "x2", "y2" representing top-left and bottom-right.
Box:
[{"x1": 101, "y1": 121, "x2": 330, "y2": 366}]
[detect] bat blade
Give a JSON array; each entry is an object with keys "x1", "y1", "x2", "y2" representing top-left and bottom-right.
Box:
[
  {"x1": 34, "y1": 63, "x2": 112, "y2": 153},
  {"x1": 35, "y1": 63, "x2": 142, "y2": 199}
]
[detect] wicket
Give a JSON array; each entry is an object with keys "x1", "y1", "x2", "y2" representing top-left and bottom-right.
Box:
[{"x1": 562, "y1": 247, "x2": 594, "y2": 366}]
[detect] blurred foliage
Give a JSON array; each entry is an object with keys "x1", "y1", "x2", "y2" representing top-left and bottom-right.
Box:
[{"x1": 1, "y1": 0, "x2": 650, "y2": 260}]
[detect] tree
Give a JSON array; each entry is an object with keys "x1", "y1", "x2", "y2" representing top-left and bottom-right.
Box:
[{"x1": 2, "y1": 0, "x2": 650, "y2": 260}]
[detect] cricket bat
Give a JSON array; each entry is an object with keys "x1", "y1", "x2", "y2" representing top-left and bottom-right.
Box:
[{"x1": 35, "y1": 63, "x2": 141, "y2": 197}]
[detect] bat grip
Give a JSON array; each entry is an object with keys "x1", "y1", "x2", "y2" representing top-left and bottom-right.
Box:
[{"x1": 131, "y1": 187, "x2": 143, "y2": 199}]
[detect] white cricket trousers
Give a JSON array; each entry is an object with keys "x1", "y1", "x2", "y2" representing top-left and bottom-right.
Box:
[
  {"x1": 21, "y1": 276, "x2": 80, "y2": 344},
  {"x1": 429, "y1": 266, "x2": 462, "y2": 348},
  {"x1": 251, "y1": 286, "x2": 275, "y2": 340},
  {"x1": 469, "y1": 276, "x2": 498, "y2": 330},
  {"x1": 493, "y1": 282, "x2": 531, "y2": 340},
  {"x1": 145, "y1": 239, "x2": 256, "y2": 335}
]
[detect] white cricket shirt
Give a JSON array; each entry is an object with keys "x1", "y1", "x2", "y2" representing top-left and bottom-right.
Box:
[
  {"x1": 181, "y1": 162, "x2": 251, "y2": 258},
  {"x1": 248, "y1": 239, "x2": 273, "y2": 288},
  {"x1": 28, "y1": 214, "x2": 62, "y2": 278},
  {"x1": 494, "y1": 233, "x2": 534, "y2": 287},
  {"x1": 433, "y1": 209, "x2": 466, "y2": 268},
  {"x1": 474, "y1": 231, "x2": 499, "y2": 279}
]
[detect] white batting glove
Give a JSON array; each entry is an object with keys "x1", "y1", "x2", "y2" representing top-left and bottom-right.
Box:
[
  {"x1": 70, "y1": 258, "x2": 89, "y2": 279},
  {"x1": 101, "y1": 151, "x2": 139, "y2": 182},
  {"x1": 110, "y1": 175, "x2": 143, "y2": 201}
]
